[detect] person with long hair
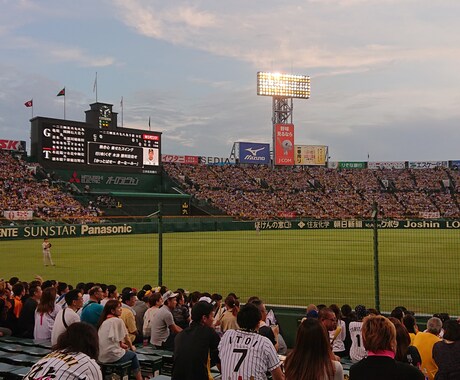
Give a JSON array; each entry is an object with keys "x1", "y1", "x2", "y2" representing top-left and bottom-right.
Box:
[
  {"x1": 388, "y1": 317, "x2": 421, "y2": 368},
  {"x1": 34, "y1": 286, "x2": 60, "y2": 340},
  {"x1": 284, "y1": 318, "x2": 343, "y2": 380},
  {"x1": 433, "y1": 319, "x2": 460, "y2": 379},
  {"x1": 142, "y1": 292, "x2": 163, "y2": 342},
  {"x1": 97, "y1": 300, "x2": 142, "y2": 380},
  {"x1": 24, "y1": 322, "x2": 102, "y2": 379},
  {"x1": 349, "y1": 315, "x2": 424, "y2": 379}
]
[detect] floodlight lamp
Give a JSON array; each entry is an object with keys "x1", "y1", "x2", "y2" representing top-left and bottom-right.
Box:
[{"x1": 257, "y1": 71, "x2": 311, "y2": 99}]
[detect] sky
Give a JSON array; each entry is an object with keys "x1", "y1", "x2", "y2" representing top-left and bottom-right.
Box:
[{"x1": 1, "y1": 0, "x2": 460, "y2": 162}]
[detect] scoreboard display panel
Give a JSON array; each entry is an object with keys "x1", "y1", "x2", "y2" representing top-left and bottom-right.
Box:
[{"x1": 38, "y1": 123, "x2": 161, "y2": 174}]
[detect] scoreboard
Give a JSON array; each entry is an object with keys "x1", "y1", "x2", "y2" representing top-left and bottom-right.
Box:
[{"x1": 36, "y1": 123, "x2": 161, "y2": 174}]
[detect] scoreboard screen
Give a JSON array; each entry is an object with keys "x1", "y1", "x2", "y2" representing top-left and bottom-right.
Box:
[{"x1": 38, "y1": 123, "x2": 161, "y2": 174}]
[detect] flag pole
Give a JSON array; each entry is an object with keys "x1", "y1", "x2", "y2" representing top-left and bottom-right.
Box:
[
  {"x1": 64, "y1": 88, "x2": 66, "y2": 120},
  {"x1": 121, "y1": 96, "x2": 124, "y2": 127},
  {"x1": 31, "y1": 99, "x2": 34, "y2": 118},
  {"x1": 94, "y1": 72, "x2": 98, "y2": 102}
]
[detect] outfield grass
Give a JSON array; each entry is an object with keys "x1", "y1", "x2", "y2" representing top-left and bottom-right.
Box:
[{"x1": 1, "y1": 229, "x2": 458, "y2": 315}]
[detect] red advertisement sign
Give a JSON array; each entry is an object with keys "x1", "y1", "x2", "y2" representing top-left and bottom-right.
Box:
[
  {"x1": 274, "y1": 124, "x2": 294, "y2": 165},
  {"x1": 161, "y1": 154, "x2": 199, "y2": 165},
  {"x1": 0, "y1": 139, "x2": 25, "y2": 151}
]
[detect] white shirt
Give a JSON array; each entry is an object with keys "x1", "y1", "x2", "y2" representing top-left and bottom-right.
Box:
[
  {"x1": 51, "y1": 308, "x2": 80, "y2": 345},
  {"x1": 98, "y1": 317, "x2": 127, "y2": 363},
  {"x1": 219, "y1": 329, "x2": 281, "y2": 380},
  {"x1": 349, "y1": 321, "x2": 367, "y2": 362},
  {"x1": 23, "y1": 351, "x2": 102, "y2": 380},
  {"x1": 143, "y1": 306, "x2": 161, "y2": 338},
  {"x1": 34, "y1": 305, "x2": 61, "y2": 341}
]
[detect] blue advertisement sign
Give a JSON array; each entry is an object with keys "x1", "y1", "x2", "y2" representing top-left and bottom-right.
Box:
[
  {"x1": 239, "y1": 142, "x2": 270, "y2": 164},
  {"x1": 450, "y1": 160, "x2": 460, "y2": 169}
]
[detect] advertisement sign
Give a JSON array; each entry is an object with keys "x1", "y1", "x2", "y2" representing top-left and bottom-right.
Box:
[
  {"x1": 238, "y1": 142, "x2": 270, "y2": 164},
  {"x1": 294, "y1": 145, "x2": 327, "y2": 166},
  {"x1": 274, "y1": 124, "x2": 294, "y2": 165},
  {"x1": 162, "y1": 155, "x2": 199, "y2": 165},
  {"x1": 368, "y1": 161, "x2": 405, "y2": 170},
  {"x1": 450, "y1": 160, "x2": 460, "y2": 169},
  {"x1": 408, "y1": 161, "x2": 448, "y2": 169},
  {"x1": 198, "y1": 156, "x2": 235, "y2": 165},
  {"x1": 3, "y1": 211, "x2": 33, "y2": 220},
  {"x1": 338, "y1": 162, "x2": 366, "y2": 169},
  {"x1": 0, "y1": 139, "x2": 26, "y2": 151}
]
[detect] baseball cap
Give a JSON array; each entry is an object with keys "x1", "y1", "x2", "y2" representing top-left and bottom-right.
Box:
[
  {"x1": 199, "y1": 296, "x2": 212, "y2": 303},
  {"x1": 162, "y1": 290, "x2": 178, "y2": 302}
]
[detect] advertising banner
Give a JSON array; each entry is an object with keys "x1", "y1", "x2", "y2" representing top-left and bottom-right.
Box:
[
  {"x1": 338, "y1": 162, "x2": 366, "y2": 169},
  {"x1": 198, "y1": 156, "x2": 235, "y2": 165},
  {"x1": 368, "y1": 161, "x2": 405, "y2": 170},
  {"x1": 162, "y1": 155, "x2": 199, "y2": 165},
  {"x1": 450, "y1": 160, "x2": 460, "y2": 169},
  {"x1": 0, "y1": 139, "x2": 26, "y2": 151},
  {"x1": 238, "y1": 142, "x2": 270, "y2": 164},
  {"x1": 294, "y1": 145, "x2": 327, "y2": 166},
  {"x1": 409, "y1": 161, "x2": 448, "y2": 169},
  {"x1": 3, "y1": 211, "x2": 33, "y2": 220},
  {"x1": 274, "y1": 124, "x2": 294, "y2": 165}
]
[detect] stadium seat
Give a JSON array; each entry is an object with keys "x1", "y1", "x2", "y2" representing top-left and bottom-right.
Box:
[{"x1": 99, "y1": 360, "x2": 131, "y2": 380}]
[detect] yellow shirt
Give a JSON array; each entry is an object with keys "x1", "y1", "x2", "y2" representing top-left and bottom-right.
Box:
[{"x1": 413, "y1": 331, "x2": 441, "y2": 380}]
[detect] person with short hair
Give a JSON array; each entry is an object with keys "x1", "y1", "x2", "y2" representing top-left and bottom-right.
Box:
[
  {"x1": 51, "y1": 289, "x2": 83, "y2": 345},
  {"x1": 285, "y1": 318, "x2": 343, "y2": 380},
  {"x1": 413, "y1": 317, "x2": 443, "y2": 380},
  {"x1": 80, "y1": 286, "x2": 104, "y2": 327},
  {"x1": 143, "y1": 292, "x2": 163, "y2": 341},
  {"x1": 150, "y1": 290, "x2": 182, "y2": 350},
  {"x1": 120, "y1": 290, "x2": 138, "y2": 343},
  {"x1": 218, "y1": 303, "x2": 284, "y2": 380},
  {"x1": 172, "y1": 301, "x2": 221, "y2": 380},
  {"x1": 24, "y1": 322, "x2": 102, "y2": 380},
  {"x1": 349, "y1": 315, "x2": 424, "y2": 379},
  {"x1": 15, "y1": 284, "x2": 42, "y2": 338},
  {"x1": 433, "y1": 319, "x2": 460, "y2": 379},
  {"x1": 349, "y1": 305, "x2": 368, "y2": 362}
]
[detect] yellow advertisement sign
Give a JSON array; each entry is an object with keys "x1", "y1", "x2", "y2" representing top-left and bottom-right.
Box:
[{"x1": 294, "y1": 145, "x2": 328, "y2": 165}]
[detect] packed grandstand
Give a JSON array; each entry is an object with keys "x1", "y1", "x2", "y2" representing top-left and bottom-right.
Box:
[{"x1": 2, "y1": 147, "x2": 460, "y2": 223}]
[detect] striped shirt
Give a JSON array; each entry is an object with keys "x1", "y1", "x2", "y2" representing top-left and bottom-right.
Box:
[
  {"x1": 349, "y1": 321, "x2": 367, "y2": 362},
  {"x1": 23, "y1": 350, "x2": 103, "y2": 380},
  {"x1": 218, "y1": 329, "x2": 281, "y2": 380}
]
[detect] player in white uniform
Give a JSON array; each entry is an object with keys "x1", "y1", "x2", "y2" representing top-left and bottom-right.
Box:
[
  {"x1": 42, "y1": 237, "x2": 54, "y2": 266},
  {"x1": 218, "y1": 303, "x2": 284, "y2": 380},
  {"x1": 349, "y1": 305, "x2": 368, "y2": 362}
]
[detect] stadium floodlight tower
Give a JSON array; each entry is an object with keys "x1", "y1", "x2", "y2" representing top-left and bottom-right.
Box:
[{"x1": 257, "y1": 72, "x2": 311, "y2": 165}]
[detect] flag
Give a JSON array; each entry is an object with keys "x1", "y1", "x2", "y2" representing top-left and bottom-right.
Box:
[
  {"x1": 120, "y1": 96, "x2": 123, "y2": 107},
  {"x1": 148, "y1": 116, "x2": 151, "y2": 127},
  {"x1": 24, "y1": 99, "x2": 33, "y2": 107},
  {"x1": 57, "y1": 88, "x2": 65, "y2": 96}
]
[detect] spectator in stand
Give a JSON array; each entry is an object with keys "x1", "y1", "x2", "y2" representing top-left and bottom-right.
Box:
[
  {"x1": 388, "y1": 317, "x2": 421, "y2": 368},
  {"x1": 150, "y1": 290, "x2": 183, "y2": 350},
  {"x1": 172, "y1": 290, "x2": 190, "y2": 330},
  {"x1": 120, "y1": 290, "x2": 138, "y2": 343},
  {"x1": 172, "y1": 301, "x2": 221, "y2": 380},
  {"x1": 51, "y1": 289, "x2": 83, "y2": 345},
  {"x1": 98, "y1": 300, "x2": 142, "y2": 380},
  {"x1": 329, "y1": 304, "x2": 347, "y2": 358},
  {"x1": 249, "y1": 298, "x2": 280, "y2": 352},
  {"x1": 23, "y1": 322, "x2": 103, "y2": 380},
  {"x1": 219, "y1": 295, "x2": 239, "y2": 332},
  {"x1": 143, "y1": 292, "x2": 163, "y2": 343},
  {"x1": 285, "y1": 318, "x2": 343, "y2": 380},
  {"x1": 433, "y1": 319, "x2": 460, "y2": 379},
  {"x1": 349, "y1": 315, "x2": 424, "y2": 379},
  {"x1": 101, "y1": 284, "x2": 118, "y2": 306},
  {"x1": 349, "y1": 305, "x2": 368, "y2": 362},
  {"x1": 0, "y1": 288, "x2": 12, "y2": 337},
  {"x1": 413, "y1": 317, "x2": 443, "y2": 380},
  {"x1": 55, "y1": 282, "x2": 69, "y2": 309},
  {"x1": 218, "y1": 303, "x2": 284, "y2": 380},
  {"x1": 16, "y1": 283, "x2": 42, "y2": 338},
  {"x1": 403, "y1": 313, "x2": 419, "y2": 345},
  {"x1": 80, "y1": 285, "x2": 104, "y2": 327},
  {"x1": 341, "y1": 303, "x2": 354, "y2": 358},
  {"x1": 132, "y1": 289, "x2": 148, "y2": 343},
  {"x1": 34, "y1": 286, "x2": 60, "y2": 341}
]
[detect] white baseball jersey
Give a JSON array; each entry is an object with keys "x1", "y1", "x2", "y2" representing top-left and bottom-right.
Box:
[
  {"x1": 23, "y1": 351, "x2": 103, "y2": 380},
  {"x1": 218, "y1": 329, "x2": 281, "y2": 380},
  {"x1": 349, "y1": 321, "x2": 367, "y2": 362}
]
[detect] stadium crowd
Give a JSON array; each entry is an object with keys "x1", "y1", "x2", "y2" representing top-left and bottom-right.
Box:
[
  {"x1": 164, "y1": 163, "x2": 460, "y2": 220},
  {"x1": 1, "y1": 276, "x2": 459, "y2": 379},
  {"x1": 0, "y1": 150, "x2": 98, "y2": 223}
]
